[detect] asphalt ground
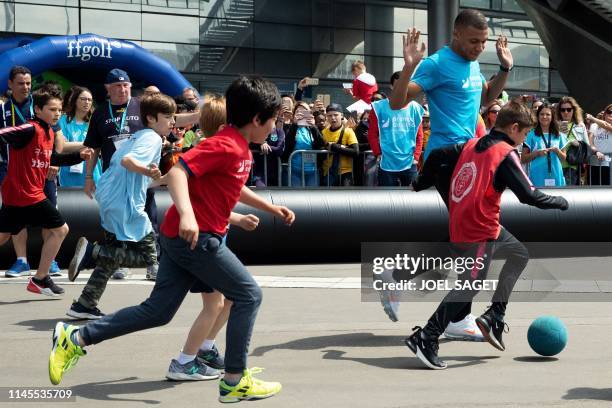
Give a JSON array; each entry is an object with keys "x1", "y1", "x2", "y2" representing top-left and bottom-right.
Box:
[{"x1": 1, "y1": 262, "x2": 612, "y2": 407}]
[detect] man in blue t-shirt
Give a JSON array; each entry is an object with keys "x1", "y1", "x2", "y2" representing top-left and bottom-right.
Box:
[{"x1": 380, "y1": 9, "x2": 514, "y2": 341}]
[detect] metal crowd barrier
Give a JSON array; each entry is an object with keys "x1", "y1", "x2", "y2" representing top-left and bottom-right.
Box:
[{"x1": 249, "y1": 149, "x2": 282, "y2": 187}]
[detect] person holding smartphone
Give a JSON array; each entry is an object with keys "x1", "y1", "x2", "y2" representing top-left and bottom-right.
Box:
[{"x1": 281, "y1": 101, "x2": 325, "y2": 187}]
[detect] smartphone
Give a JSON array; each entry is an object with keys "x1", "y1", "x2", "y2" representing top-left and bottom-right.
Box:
[
  {"x1": 281, "y1": 99, "x2": 292, "y2": 111},
  {"x1": 316, "y1": 94, "x2": 331, "y2": 107},
  {"x1": 297, "y1": 111, "x2": 313, "y2": 127},
  {"x1": 560, "y1": 120, "x2": 569, "y2": 133},
  {"x1": 342, "y1": 83, "x2": 353, "y2": 89},
  {"x1": 304, "y1": 78, "x2": 319, "y2": 86}
]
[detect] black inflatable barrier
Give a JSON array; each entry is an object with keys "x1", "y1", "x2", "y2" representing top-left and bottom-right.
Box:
[{"x1": 1, "y1": 187, "x2": 611, "y2": 269}]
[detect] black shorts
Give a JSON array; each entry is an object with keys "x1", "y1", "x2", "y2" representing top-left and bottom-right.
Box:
[
  {"x1": 190, "y1": 280, "x2": 215, "y2": 294},
  {"x1": 0, "y1": 199, "x2": 65, "y2": 234}
]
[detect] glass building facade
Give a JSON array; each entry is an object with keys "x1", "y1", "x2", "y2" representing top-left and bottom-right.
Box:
[{"x1": 0, "y1": 0, "x2": 568, "y2": 102}]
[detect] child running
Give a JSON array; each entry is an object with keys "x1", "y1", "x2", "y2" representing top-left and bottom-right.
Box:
[
  {"x1": 49, "y1": 76, "x2": 295, "y2": 403},
  {"x1": 406, "y1": 100, "x2": 569, "y2": 369},
  {"x1": 0, "y1": 87, "x2": 92, "y2": 296},
  {"x1": 65, "y1": 94, "x2": 175, "y2": 319}
]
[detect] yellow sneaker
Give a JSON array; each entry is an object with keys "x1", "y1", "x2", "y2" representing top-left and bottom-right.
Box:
[
  {"x1": 218, "y1": 368, "x2": 282, "y2": 403},
  {"x1": 49, "y1": 322, "x2": 86, "y2": 385}
]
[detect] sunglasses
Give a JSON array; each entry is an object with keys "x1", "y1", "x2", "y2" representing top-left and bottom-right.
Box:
[
  {"x1": 606, "y1": 110, "x2": 612, "y2": 115},
  {"x1": 559, "y1": 107, "x2": 573, "y2": 113},
  {"x1": 79, "y1": 97, "x2": 93, "y2": 102}
]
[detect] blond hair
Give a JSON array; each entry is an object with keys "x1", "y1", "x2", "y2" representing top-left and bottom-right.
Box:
[{"x1": 199, "y1": 94, "x2": 226, "y2": 137}]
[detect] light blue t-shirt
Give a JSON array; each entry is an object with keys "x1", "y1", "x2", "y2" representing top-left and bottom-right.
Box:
[
  {"x1": 411, "y1": 46, "x2": 485, "y2": 159},
  {"x1": 58, "y1": 115, "x2": 102, "y2": 187},
  {"x1": 95, "y1": 128, "x2": 162, "y2": 242},
  {"x1": 525, "y1": 129, "x2": 567, "y2": 187},
  {"x1": 372, "y1": 99, "x2": 424, "y2": 172},
  {"x1": 291, "y1": 126, "x2": 317, "y2": 173}
]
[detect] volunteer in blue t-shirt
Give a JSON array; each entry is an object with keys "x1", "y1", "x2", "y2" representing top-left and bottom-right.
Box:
[
  {"x1": 382, "y1": 9, "x2": 515, "y2": 341},
  {"x1": 58, "y1": 86, "x2": 102, "y2": 187},
  {"x1": 522, "y1": 103, "x2": 567, "y2": 187}
]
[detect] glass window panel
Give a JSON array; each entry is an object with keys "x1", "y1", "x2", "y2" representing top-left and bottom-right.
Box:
[
  {"x1": 142, "y1": 0, "x2": 198, "y2": 15},
  {"x1": 333, "y1": 1, "x2": 364, "y2": 29},
  {"x1": 199, "y1": 45, "x2": 253, "y2": 74},
  {"x1": 15, "y1": 4, "x2": 78, "y2": 35},
  {"x1": 81, "y1": 9, "x2": 141, "y2": 40},
  {"x1": 502, "y1": 0, "x2": 524, "y2": 12},
  {"x1": 480, "y1": 41, "x2": 541, "y2": 67},
  {"x1": 481, "y1": 63, "x2": 543, "y2": 91},
  {"x1": 142, "y1": 13, "x2": 199, "y2": 43},
  {"x1": 81, "y1": 0, "x2": 142, "y2": 12},
  {"x1": 200, "y1": 18, "x2": 252, "y2": 47},
  {"x1": 254, "y1": 0, "x2": 311, "y2": 25},
  {"x1": 460, "y1": 0, "x2": 490, "y2": 8},
  {"x1": 333, "y1": 28, "x2": 363, "y2": 54},
  {"x1": 0, "y1": 2, "x2": 15, "y2": 32},
  {"x1": 365, "y1": 5, "x2": 410, "y2": 32},
  {"x1": 200, "y1": 0, "x2": 253, "y2": 19},
  {"x1": 254, "y1": 23, "x2": 311, "y2": 52},
  {"x1": 313, "y1": 0, "x2": 332, "y2": 27},
  {"x1": 255, "y1": 49, "x2": 311, "y2": 78},
  {"x1": 414, "y1": 9, "x2": 427, "y2": 33},
  {"x1": 539, "y1": 45, "x2": 549, "y2": 68},
  {"x1": 15, "y1": 0, "x2": 79, "y2": 5},
  {"x1": 365, "y1": 31, "x2": 405, "y2": 57},
  {"x1": 314, "y1": 53, "x2": 363, "y2": 80},
  {"x1": 142, "y1": 41, "x2": 199, "y2": 72},
  {"x1": 312, "y1": 27, "x2": 333, "y2": 52}
]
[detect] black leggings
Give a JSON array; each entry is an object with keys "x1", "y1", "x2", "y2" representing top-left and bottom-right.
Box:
[{"x1": 422, "y1": 228, "x2": 529, "y2": 338}]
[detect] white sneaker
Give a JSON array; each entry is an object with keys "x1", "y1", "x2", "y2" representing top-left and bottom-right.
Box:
[
  {"x1": 443, "y1": 314, "x2": 484, "y2": 341},
  {"x1": 375, "y1": 268, "x2": 400, "y2": 322},
  {"x1": 111, "y1": 268, "x2": 129, "y2": 280}
]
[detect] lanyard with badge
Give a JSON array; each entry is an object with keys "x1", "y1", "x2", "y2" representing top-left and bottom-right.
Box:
[
  {"x1": 108, "y1": 98, "x2": 131, "y2": 149},
  {"x1": 11, "y1": 98, "x2": 33, "y2": 126},
  {"x1": 540, "y1": 133, "x2": 556, "y2": 186}
]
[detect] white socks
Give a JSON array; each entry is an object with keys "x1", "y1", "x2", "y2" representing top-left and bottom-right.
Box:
[
  {"x1": 200, "y1": 339, "x2": 215, "y2": 351},
  {"x1": 17, "y1": 257, "x2": 27, "y2": 263},
  {"x1": 177, "y1": 352, "x2": 196, "y2": 365}
]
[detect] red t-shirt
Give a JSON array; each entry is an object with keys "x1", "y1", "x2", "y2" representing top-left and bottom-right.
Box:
[
  {"x1": 1, "y1": 120, "x2": 54, "y2": 206},
  {"x1": 449, "y1": 138, "x2": 514, "y2": 243},
  {"x1": 160, "y1": 126, "x2": 253, "y2": 237}
]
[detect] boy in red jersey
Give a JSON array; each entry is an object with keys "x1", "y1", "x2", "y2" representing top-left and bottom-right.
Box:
[
  {"x1": 406, "y1": 100, "x2": 569, "y2": 369},
  {"x1": 49, "y1": 76, "x2": 295, "y2": 403},
  {"x1": 0, "y1": 88, "x2": 92, "y2": 296}
]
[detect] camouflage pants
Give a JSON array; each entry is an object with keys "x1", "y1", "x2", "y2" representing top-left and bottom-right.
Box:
[{"x1": 78, "y1": 230, "x2": 158, "y2": 309}]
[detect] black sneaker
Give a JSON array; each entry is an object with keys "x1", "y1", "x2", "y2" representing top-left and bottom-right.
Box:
[
  {"x1": 66, "y1": 301, "x2": 105, "y2": 320},
  {"x1": 27, "y1": 276, "x2": 64, "y2": 296},
  {"x1": 197, "y1": 344, "x2": 225, "y2": 370},
  {"x1": 476, "y1": 310, "x2": 509, "y2": 351},
  {"x1": 68, "y1": 237, "x2": 94, "y2": 282},
  {"x1": 404, "y1": 326, "x2": 447, "y2": 370}
]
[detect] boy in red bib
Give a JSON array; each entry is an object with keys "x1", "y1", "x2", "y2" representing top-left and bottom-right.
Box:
[
  {"x1": 0, "y1": 87, "x2": 92, "y2": 296},
  {"x1": 407, "y1": 101, "x2": 569, "y2": 369}
]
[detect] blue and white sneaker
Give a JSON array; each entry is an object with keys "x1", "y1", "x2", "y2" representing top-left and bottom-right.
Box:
[
  {"x1": 375, "y1": 268, "x2": 400, "y2": 322},
  {"x1": 49, "y1": 260, "x2": 62, "y2": 277},
  {"x1": 5, "y1": 259, "x2": 31, "y2": 278},
  {"x1": 166, "y1": 358, "x2": 220, "y2": 381}
]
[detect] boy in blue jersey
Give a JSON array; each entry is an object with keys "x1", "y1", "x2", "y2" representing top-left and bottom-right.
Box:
[
  {"x1": 65, "y1": 94, "x2": 176, "y2": 320},
  {"x1": 379, "y1": 9, "x2": 514, "y2": 340}
]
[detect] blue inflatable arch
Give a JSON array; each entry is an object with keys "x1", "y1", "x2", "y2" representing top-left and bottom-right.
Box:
[{"x1": 0, "y1": 33, "x2": 192, "y2": 97}]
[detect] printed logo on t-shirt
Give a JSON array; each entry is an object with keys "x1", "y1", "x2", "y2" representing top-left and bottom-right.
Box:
[
  {"x1": 236, "y1": 159, "x2": 252, "y2": 178},
  {"x1": 31, "y1": 147, "x2": 52, "y2": 169},
  {"x1": 451, "y1": 161, "x2": 477, "y2": 203}
]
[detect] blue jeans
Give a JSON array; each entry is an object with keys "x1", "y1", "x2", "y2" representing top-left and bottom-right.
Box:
[
  {"x1": 80, "y1": 233, "x2": 262, "y2": 373},
  {"x1": 377, "y1": 165, "x2": 417, "y2": 187}
]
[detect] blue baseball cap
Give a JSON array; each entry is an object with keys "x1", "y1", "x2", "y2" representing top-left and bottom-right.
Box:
[{"x1": 105, "y1": 68, "x2": 130, "y2": 84}]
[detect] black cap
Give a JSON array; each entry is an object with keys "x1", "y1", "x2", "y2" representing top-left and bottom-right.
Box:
[
  {"x1": 326, "y1": 103, "x2": 343, "y2": 113},
  {"x1": 105, "y1": 68, "x2": 130, "y2": 84}
]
